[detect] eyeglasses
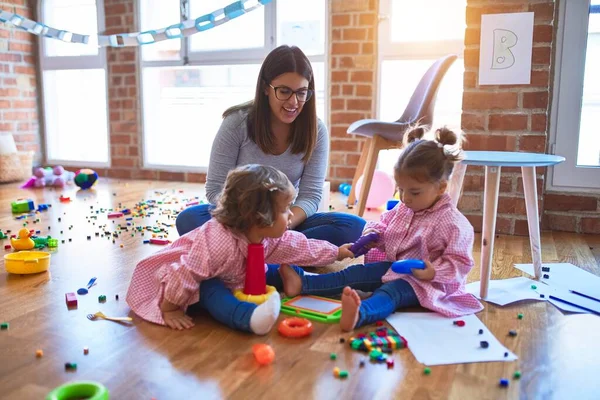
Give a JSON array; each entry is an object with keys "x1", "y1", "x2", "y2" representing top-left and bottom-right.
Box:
[{"x1": 269, "y1": 84, "x2": 313, "y2": 102}]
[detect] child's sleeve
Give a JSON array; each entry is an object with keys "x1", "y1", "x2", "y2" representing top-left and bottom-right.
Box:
[
  {"x1": 265, "y1": 230, "x2": 338, "y2": 266},
  {"x1": 160, "y1": 234, "x2": 214, "y2": 307},
  {"x1": 430, "y1": 221, "x2": 475, "y2": 285},
  {"x1": 363, "y1": 206, "x2": 398, "y2": 235}
]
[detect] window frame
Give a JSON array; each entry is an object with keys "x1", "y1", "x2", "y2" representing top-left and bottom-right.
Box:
[
  {"x1": 138, "y1": 0, "x2": 328, "y2": 172},
  {"x1": 37, "y1": 0, "x2": 111, "y2": 168},
  {"x1": 548, "y1": 0, "x2": 600, "y2": 192}
]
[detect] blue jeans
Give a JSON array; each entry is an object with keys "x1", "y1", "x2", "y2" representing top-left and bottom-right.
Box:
[
  {"x1": 176, "y1": 203, "x2": 366, "y2": 246},
  {"x1": 299, "y1": 262, "x2": 420, "y2": 328},
  {"x1": 196, "y1": 264, "x2": 306, "y2": 332}
]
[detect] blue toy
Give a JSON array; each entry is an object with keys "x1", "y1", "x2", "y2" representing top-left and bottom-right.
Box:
[
  {"x1": 390, "y1": 259, "x2": 426, "y2": 274},
  {"x1": 338, "y1": 183, "x2": 351, "y2": 196},
  {"x1": 386, "y1": 199, "x2": 400, "y2": 210},
  {"x1": 350, "y1": 232, "x2": 380, "y2": 257}
]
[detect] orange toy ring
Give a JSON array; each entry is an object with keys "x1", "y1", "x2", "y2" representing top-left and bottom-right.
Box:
[{"x1": 278, "y1": 317, "x2": 313, "y2": 338}]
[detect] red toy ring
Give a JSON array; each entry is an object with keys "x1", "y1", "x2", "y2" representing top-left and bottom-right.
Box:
[{"x1": 278, "y1": 317, "x2": 313, "y2": 338}]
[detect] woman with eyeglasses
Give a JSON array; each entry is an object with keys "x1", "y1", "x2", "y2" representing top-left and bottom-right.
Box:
[{"x1": 176, "y1": 45, "x2": 366, "y2": 250}]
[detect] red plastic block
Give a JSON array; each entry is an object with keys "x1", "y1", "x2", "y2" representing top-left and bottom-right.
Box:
[
  {"x1": 108, "y1": 212, "x2": 124, "y2": 218},
  {"x1": 65, "y1": 292, "x2": 77, "y2": 307},
  {"x1": 149, "y1": 238, "x2": 169, "y2": 245}
]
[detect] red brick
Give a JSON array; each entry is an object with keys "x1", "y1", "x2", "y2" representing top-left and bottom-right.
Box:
[
  {"x1": 531, "y1": 113, "x2": 547, "y2": 132},
  {"x1": 464, "y1": 48, "x2": 479, "y2": 68},
  {"x1": 544, "y1": 194, "x2": 598, "y2": 211},
  {"x1": 514, "y1": 219, "x2": 530, "y2": 236},
  {"x1": 498, "y1": 196, "x2": 527, "y2": 215},
  {"x1": 332, "y1": 28, "x2": 342, "y2": 41},
  {"x1": 489, "y1": 114, "x2": 528, "y2": 131},
  {"x1": 111, "y1": 146, "x2": 128, "y2": 157},
  {"x1": 339, "y1": 57, "x2": 354, "y2": 68},
  {"x1": 531, "y1": 70, "x2": 550, "y2": 87},
  {"x1": 347, "y1": 99, "x2": 371, "y2": 111},
  {"x1": 458, "y1": 194, "x2": 482, "y2": 212},
  {"x1": 14, "y1": 66, "x2": 35, "y2": 75},
  {"x1": 466, "y1": 5, "x2": 526, "y2": 26},
  {"x1": 495, "y1": 217, "x2": 513, "y2": 235},
  {"x1": 331, "y1": 99, "x2": 345, "y2": 110},
  {"x1": 361, "y1": 42, "x2": 374, "y2": 54},
  {"x1": 530, "y1": 3, "x2": 555, "y2": 23},
  {"x1": 464, "y1": 28, "x2": 480, "y2": 46},
  {"x1": 107, "y1": 169, "x2": 132, "y2": 179},
  {"x1": 532, "y1": 46, "x2": 551, "y2": 65},
  {"x1": 463, "y1": 71, "x2": 477, "y2": 89},
  {"x1": 112, "y1": 64, "x2": 136, "y2": 74},
  {"x1": 533, "y1": 25, "x2": 553, "y2": 44},
  {"x1": 158, "y1": 171, "x2": 185, "y2": 182},
  {"x1": 546, "y1": 213, "x2": 578, "y2": 232},
  {"x1": 331, "y1": 139, "x2": 360, "y2": 152},
  {"x1": 581, "y1": 217, "x2": 600, "y2": 234},
  {"x1": 461, "y1": 113, "x2": 485, "y2": 130},
  {"x1": 111, "y1": 134, "x2": 132, "y2": 145},
  {"x1": 343, "y1": 28, "x2": 367, "y2": 41},
  {"x1": 332, "y1": 71, "x2": 348, "y2": 82},
  {"x1": 500, "y1": 176, "x2": 514, "y2": 193},
  {"x1": 119, "y1": 51, "x2": 136, "y2": 62},
  {"x1": 335, "y1": 166, "x2": 357, "y2": 180},
  {"x1": 2, "y1": 111, "x2": 29, "y2": 121},
  {"x1": 356, "y1": 85, "x2": 372, "y2": 97},
  {"x1": 329, "y1": 152, "x2": 346, "y2": 165},
  {"x1": 464, "y1": 134, "x2": 517, "y2": 151},
  {"x1": 523, "y1": 91, "x2": 549, "y2": 109},
  {"x1": 185, "y1": 173, "x2": 207, "y2": 184},
  {"x1": 331, "y1": 84, "x2": 341, "y2": 96},
  {"x1": 112, "y1": 158, "x2": 136, "y2": 168},
  {"x1": 106, "y1": 3, "x2": 127, "y2": 15},
  {"x1": 462, "y1": 174, "x2": 484, "y2": 192},
  {"x1": 8, "y1": 42, "x2": 32, "y2": 52},
  {"x1": 0, "y1": 123, "x2": 13, "y2": 131},
  {"x1": 129, "y1": 146, "x2": 139, "y2": 157},
  {"x1": 332, "y1": 42, "x2": 360, "y2": 55},
  {"x1": 132, "y1": 169, "x2": 158, "y2": 180},
  {"x1": 0, "y1": 100, "x2": 10, "y2": 109},
  {"x1": 342, "y1": 85, "x2": 354, "y2": 95},
  {"x1": 13, "y1": 100, "x2": 36, "y2": 109},
  {"x1": 519, "y1": 135, "x2": 547, "y2": 153},
  {"x1": 347, "y1": 153, "x2": 361, "y2": 165},
  {"x1": 359, "y1": 13, "x2": 376, "y2": 26},
  {"x1": 331, "y1": 112, "x2": 364, "y2": 125},
  {"x1": 463, "y1": 92, "x2": 518, "y2": 110},
  {"x1": 332, "y1": 15, "x2": 351, "y2": 27},
  {"x1": 331, "y1": 57, "x2": 338, "y2": 69},
  {"x1": 0, "y1": 53, "x2": 22, "y2": 62},
  {"x1": 516, "y1": 176, "x2": 543, "y2": 195},
  {"x1": 465, "y1": 214, "x2": 482, "y2": 232}
]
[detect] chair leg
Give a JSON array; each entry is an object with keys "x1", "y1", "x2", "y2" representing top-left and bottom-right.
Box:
[
  {"x1": 522, "y1": 166, "x2": 542, "y2": 279},
  {"x1": 357, "y1": 136, "x2": 381, "y2": 217},
  {"x1": 348, "y1": 139, "x2": 369, "y2": 207},
  {"x1": 480, "y1": 166, "x2": 501, "y2": 299}
]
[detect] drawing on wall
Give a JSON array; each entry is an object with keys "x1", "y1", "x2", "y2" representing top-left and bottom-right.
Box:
[{"x1": 479, "y1": 12, "x2": 534, "y2": 85}]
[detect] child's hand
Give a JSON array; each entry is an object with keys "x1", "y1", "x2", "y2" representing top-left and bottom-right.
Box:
[
  {"x1": 362, "y1": 228, "x2": 380, "y2": 236},
  {"x1": 161, "y1": 299, "x2": 195, "y2": 330},
  {"x1": 412, "y1": 260, "x2": 436, "y2": 281},
  {"x1": 337, "y1": 244, "x2": 355, "y2": 260}
]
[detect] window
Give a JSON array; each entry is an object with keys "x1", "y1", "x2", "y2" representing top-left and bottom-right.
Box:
[
  {"x1": 140, "y1": 0, "x2": 327, "y2": 170},
  {"x1": 39, "y1": 0, "x2": 110, "y2": 166},
  {"x1": 376, "y1": 0, "x2": 466, "y2": 172},
  {"x1": 550, "y1": 0, "x2": 600, "y2": 191}
]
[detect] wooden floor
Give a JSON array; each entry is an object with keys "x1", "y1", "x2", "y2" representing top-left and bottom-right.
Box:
[{"x1": 0, "y1": 179, "x2": 599, "y2": 400}]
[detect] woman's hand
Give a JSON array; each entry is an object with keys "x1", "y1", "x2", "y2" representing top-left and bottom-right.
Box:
[
  {"x1": 160, "y1": 299, "x2": 195, "y2": 330},
  {"x1": 337, "y1": 243, "x2": 355, "y2": 260},
  {"x1": 412, "y1": 260, "x2": 436, "y2": 281}
]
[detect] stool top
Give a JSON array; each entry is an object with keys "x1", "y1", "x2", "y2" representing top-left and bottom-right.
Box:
[{"x1": 462, "y1": 151, "x2": 565, "y2": 167}]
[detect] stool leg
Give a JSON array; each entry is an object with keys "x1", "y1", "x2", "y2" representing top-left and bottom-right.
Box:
[
  {"x1": 480, "y1": 166, "x2": 501, "y2": 299},
  {"x1": 357, "y1": 136, "x2": 381, "y2": 217},
  {"x1": 348, "y1": 140, "x2": 369, "y2": 208},
  {"x1": 449, "y1": 162, "x2": 467, "y2": 206},
  {"x1": 522, "y1": 166, "x2": 542, "y2": 279}
]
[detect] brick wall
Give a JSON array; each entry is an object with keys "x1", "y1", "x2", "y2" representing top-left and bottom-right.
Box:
[
  {"x1": 460, "y1": 0, "x2": 554, "y2": 235},
  {"x1": 328, "y1": 0, "x2": 378, "y2": 190},
  {"x1": 0, "y1": 0, "x2": 42, "y2": 165}
]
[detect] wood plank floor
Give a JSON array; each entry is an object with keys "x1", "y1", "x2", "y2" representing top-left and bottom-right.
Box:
[{"x1": 0, "y1": 179, "x2": 599, "y2": 400}]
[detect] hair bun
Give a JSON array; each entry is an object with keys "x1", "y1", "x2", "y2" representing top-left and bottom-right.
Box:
[
  {"x1": 403, "y1": 125, "x2": 426, "y2": 146},
  {"x1": 435, "y1": 126, "x2": 459, "y2": 146}
]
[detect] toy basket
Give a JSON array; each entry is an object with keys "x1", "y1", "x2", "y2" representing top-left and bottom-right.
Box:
[{"x1": 0, "y1": 150, "x2": 34, "y2": 183}]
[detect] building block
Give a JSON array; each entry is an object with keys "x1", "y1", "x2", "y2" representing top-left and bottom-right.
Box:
[
  {"x1": 11, "y1": 199, "x2": 34, "y2": 213},
  {"x1": 65, "y1": 292, "x2": 77, "y2": 307}
]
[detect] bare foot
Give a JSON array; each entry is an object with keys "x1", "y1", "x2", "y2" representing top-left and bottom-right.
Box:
[
  {"x1": 279, "y1": 263, "x2": 302, "y2": 298},
  {"x1": 340, "y1": 286, "x2": 361, "y2": 332}
]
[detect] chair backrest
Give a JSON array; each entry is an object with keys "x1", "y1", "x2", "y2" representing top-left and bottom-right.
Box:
[{"x1": 397, "y1": 55, "x2": 458, "y2": 126}]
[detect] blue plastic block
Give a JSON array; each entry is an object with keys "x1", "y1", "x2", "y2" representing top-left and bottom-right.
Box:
[
  {"x1": 386, "y1": 199, "x2": 400, "y2": 210},
  {"x1": 390, "y1": 259, "x2": 426, "y2": 274}
]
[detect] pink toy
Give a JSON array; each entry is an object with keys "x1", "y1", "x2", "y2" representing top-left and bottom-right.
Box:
[{"x1": 21, "y1": 166, "x2": 75, "y2": 189}]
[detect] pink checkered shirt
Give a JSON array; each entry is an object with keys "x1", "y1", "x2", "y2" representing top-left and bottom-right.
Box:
[
  {"x1": 364, "y1": 193, "x2": 483, "y2": 317},
  {"x1": 126, "y1": 219, "x2": 339, "y2": 325}
]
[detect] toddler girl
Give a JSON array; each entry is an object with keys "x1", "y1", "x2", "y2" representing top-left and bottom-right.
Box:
[
  {"x1": 127, "y1": 164, "x2": 353, "y2": 334},
  {"x1": 280, "y1": 126, "x2": 483, "y2": 331}
]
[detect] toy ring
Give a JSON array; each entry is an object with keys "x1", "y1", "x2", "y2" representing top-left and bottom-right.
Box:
[
  {"x1": 46, "y1": 381, "x2": 109, "y2": 400},
  {"x1": 278, "y1": 317, "x2": 313, "y2": 338},
  {"x1": 233, "y1": 285, "x2": 277, "y2": 305}
]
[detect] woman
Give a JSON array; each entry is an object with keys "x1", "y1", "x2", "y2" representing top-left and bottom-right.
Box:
[{"x1": 176, "y1": 45, "x2": 365, "y2": 247}]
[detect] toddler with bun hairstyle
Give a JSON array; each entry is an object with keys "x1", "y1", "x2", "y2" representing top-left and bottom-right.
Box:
[
  {"x1": 127, "y1": 164, "x2": 354, "y2": 334},
  {"x1": 280, "y1": 126, "x2": 483, "y2": 331}
]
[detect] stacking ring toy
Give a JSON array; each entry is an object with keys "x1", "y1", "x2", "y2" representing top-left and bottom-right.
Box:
[
  {"x1": 46, "y1": 381, "x2": 109, "y2": 400},
  {"x1": 233, "y1": 284, "x2": 277, "y2": 305},
  {"x1": 278, "y1": 317, "x2": 313, "y2": 338}
]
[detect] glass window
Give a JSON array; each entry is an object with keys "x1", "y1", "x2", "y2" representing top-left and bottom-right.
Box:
[
  {"x1": 42, "y1": 0, "x2": 99, "y2": 57},
  {"x1": 390, "y1": 0, "x2": 466, "y2": 43},
  {"x1": 139, "y1": 0, "x2": 181, "y2": 62},
  {"x1": 277, "y1": 0, "x2": 326, "y2": 56}
]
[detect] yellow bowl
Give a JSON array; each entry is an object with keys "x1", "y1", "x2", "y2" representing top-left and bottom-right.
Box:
[{"x1": 4, "y1": 251, "x2": 51, "y2": 274}]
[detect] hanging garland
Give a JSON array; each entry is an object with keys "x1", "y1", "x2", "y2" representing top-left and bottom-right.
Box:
[{"x1": 0, "y1": 0, "x2": 271, "y2": 48}]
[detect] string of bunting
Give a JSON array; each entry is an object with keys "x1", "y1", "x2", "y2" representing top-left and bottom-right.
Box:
[{"x1": 0, "y1": 0, "x2": 270, "y2": 48}]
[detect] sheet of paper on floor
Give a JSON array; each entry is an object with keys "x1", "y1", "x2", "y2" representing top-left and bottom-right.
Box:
[
  {"x1": 515, "y1": 263, "x2": 600, "y2": 299},
  {"x1": 386, "y1": 312, "x2": 518, "y2": 366},
  {"x1": 466, "y1": 277, "x2": 587, "y2": 313}
]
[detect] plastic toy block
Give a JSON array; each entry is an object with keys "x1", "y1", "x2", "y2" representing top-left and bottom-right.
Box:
[
  {"x1": 4, "y1": 245, "x2": 11, "y2": 250},
  {"x1": 338, "y1": 370, "x2": 349, "y2": 378},
  {"x1": 543, "y1": 274, "x2": 550, "y2": 279},
  {"x1": 1, "y1": 322, "x2": 8, "y2": 330},
  {"x1": 508, "y1": 330, "x2": 517, "y2": 337},
  {"x1": 499, "y1": 379, "x2": 509, "y2": 387},
  {"x1": 386, "y1": 359, "x2": 394, "y2": 368},
  {"x1": 359, "y1": 360, "x2": 365, "y2": 368},
  {"x1": 37, "y1": 204, "x2": 49, "y2": 212},
  {"x1": 11, "y1": 199, "x2": 34, "y2": 213},
  {"x1": 531, "y1": 284, "x2": 537, "y2": 289},
  {"x1": 59, "y1": 196, "x2": 70, "y2": 202},
  {"x1": 65, "y1": 292, "x2": 77, "y2": 307},
  {"x1": 150, "y1": 238, "x2": 169, "y2": 245},
  {"x1": 0, "y1": 231, "x2": 7, "y2": 239},
  {"x1": 98, "y1": 295, "x2": 106, "y2": 302},
  {"x1": 115, "y1": 294, "x2": 119, "y2": 300},
  {"x1": 513, "y1": 371, "x2": 522, "y2": 379},
  {"x1": 330, "y1": 353, "x2": 336, "y2": 360},
  {"x1": 350, "y1": 232, "x2": 379, "y2": 257},
  {"x1": 36, "y1": 349, "x2": 43, "y2": 357},
  {"x1": 517, "y1": 313, "x2": 523, "y2": 320},
  {"x1": 83, "y1": 347, "x2": 89, "y2": 355},
  {"x1": 64, "y1": 362, "x2": 77, "y2": 370},
  {"x1": 480, "y1": 341, "x2": 489, "y2": 348},
  {"x1": 453, "y1": 320, "x2": 466, "y2": 327},
  {"x1": 108, "y1": 212, "x2": 123, "y2": 218},
  {"x1": 391, "y1": 259, "x2": 426, "y2": 274},
  {"x1": 339, "y1": 338, "x2": 345, "y2": 343},
  {"x1": 504, "y1": 352, "x2": 509, "y2": 357},
  {"x1": 333, "y1": 367, "x2": 340, "y2": 377},
  {"x1": 542, "y1": 267, "x2": 550, "y2": 272},
  {"x1": 478, "y1": 329, "x2": 484, "y2": 334},
  {"x1": 424, "y1": 367, "x2": 431, "y2": 375}
]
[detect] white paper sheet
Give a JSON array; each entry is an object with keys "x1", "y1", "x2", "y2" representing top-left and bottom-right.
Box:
[
  {"x1": 515, "y1": 263, "x2": 600, "y2": 299},
  {"x1": 386, "y1": 313, "x2": 517, "y2": 366},
  {"x1": 479, "y1": 12, "x2": 534, "y2": 85},
  {"x1": 466, "y1": 277, "x2": 588, "y2": 313}
]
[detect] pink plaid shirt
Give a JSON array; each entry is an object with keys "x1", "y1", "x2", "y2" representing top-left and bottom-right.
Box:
[
  {"x1": 364, "y1": 193, "x2": 483, "y2": 317},
  {"x1": 126, "y1": 219, "x2": 339, "y2": 325}
]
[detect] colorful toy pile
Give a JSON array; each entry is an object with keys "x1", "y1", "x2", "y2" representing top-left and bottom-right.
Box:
[{"x1": 349, "y1": 327, "x2": 408, "y2": 363}]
